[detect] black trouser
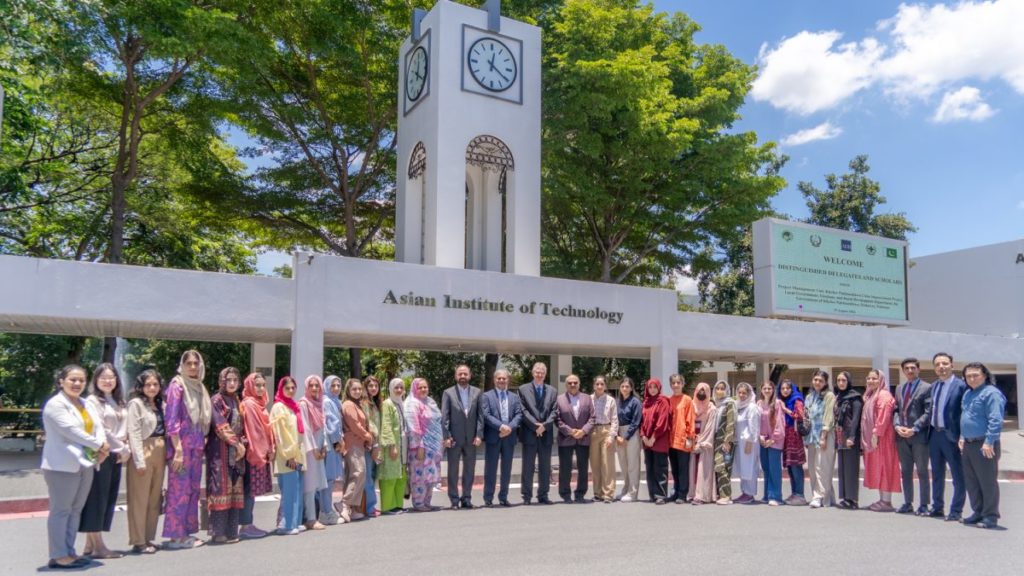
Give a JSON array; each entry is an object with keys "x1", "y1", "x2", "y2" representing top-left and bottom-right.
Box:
[
  {"x1": 446, "y1": 443, "x2": 477, "y2": 505},
  {"x1": 521, "y1": 440, "x2": 553, "y2": 500},
  {"x1": 79, "y1": 457, "x2": 121, "y2": 532},
  {"x1": 483, "y1": 436, "x2": 516, "y2": 503},
  {"x1": 897, "y1": 437, "x2": 930, "y2": 508},
  {"x1": 962, "y1": 440, "x2": 1000, "y2": 521},
  {"x1": 837, "y1": 447, "x2": 861, "y2": 504},
  {"x1": 669, "y1": 448, "x2": 690, "y2": 500},
  {"x1": 558, "y1": 444, "x2": 590, "y2": 500},
  {"x1": 644, "y1": 449, "x2": 669, "y2": 501}
]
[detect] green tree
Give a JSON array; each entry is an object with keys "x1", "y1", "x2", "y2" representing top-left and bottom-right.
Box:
[
  {"x1": 799, "y1": 155, "x2": 916, "y2": 240},
  {"x1": 541, "y1": 0, "x2": 785, "y2": 286}
]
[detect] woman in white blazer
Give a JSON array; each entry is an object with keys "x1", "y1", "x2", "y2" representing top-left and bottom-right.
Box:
[{"x1": 42, "y1": 365, "x2": 109, "y2": 570}]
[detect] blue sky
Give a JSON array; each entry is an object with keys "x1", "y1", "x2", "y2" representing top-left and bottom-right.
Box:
[
  {"x1": 658, "y1": 0, "x2": 1024, "y2": 259},
  {"x1": 258, "y1": 0, "x2": 1024, "y2": 276}
]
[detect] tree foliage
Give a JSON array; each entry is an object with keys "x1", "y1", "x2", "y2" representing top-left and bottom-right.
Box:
[{"x1": 541, "y1": 0, "x2": 785, "y2": 285}]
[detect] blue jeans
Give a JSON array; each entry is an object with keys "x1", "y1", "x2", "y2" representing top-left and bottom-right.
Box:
[
  {"x1": 364, "y1": 452, "x2": 378, "y2": 514},
  {"x1": 277, "y1": 471, "x2": 303, "y2": 530},
  {"x1": 760, "y1": 446, "x2": 783, "y2": 502},
  {"x1": 788, "y1": 464, "x2": 805, "y2": 497}
]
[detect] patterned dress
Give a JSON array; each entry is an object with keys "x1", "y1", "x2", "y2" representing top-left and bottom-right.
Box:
[
  {"x1": 782, "y1": 400, "x2": 807, "y2": 467},
  {"x1": 163, "y1": 378, "x2": 208, "y2": 539},
  {"x1": 206, "y1": 393, "x2": 245, "y2": 539},
  {"x1": 404, "y1": 395, "x2": 442, "y2": 508},
  {"x1": 713, "y1": 399, "x2": 736, "y2": 499}
]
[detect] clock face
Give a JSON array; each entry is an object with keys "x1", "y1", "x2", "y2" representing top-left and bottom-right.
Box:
[
  {"x1": 406, "y1": 46, "x2": 428, "y2": 102},
  {"x1": 467, "y1": 37, "x2": 517, "y2": 92}
]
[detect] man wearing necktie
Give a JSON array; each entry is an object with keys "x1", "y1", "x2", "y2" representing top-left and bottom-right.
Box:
[
  {"x1": 518, "y1": 362, "x2": 558, "y2": 505},
  {"x1": 480, "y1": 370, "x2": 522, "y2": 507},
  {"x1": 441, "y1": 365, "x2": 484, "y2": 510},
  {"x1": 927, "y1": 352, "x2": 968, "y2": 522},
  {"x1": 894, "y1": 358, "x2": 933, "y2": 515}
]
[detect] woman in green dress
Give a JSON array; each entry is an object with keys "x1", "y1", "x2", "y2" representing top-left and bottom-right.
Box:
[{"x1": 379, "y1": 378, "x2": 409, "y2": 514}]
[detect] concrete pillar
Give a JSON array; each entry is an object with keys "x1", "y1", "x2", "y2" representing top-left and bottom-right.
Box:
[
  {"x1": 650, "y1": 343, "x2": 677, "y2": 395},
  {"x1": 872, "y1": 325, "x2": 890, "y2": 392},
  {"x1": 250, "y1": 342, "x2": 276, "y2": 397},
  {"x1": 551, "y1": 354, "x2": 572, "y2": 393},
  {"x1": 755, "y1": 362, "x2": 770, "y2": 386},
  {"x1": 714, "y1": 363, "x2": 729, "y2": 386},
  {"x1": 1017, "y1": 361, "x2": 1024, "y2": 427},
  {"x1": 290, "y1": 252, "x2": 325, "y2": 398}
]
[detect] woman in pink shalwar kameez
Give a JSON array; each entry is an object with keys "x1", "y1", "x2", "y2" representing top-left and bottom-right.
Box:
[
  {"x1": 861, "y1": 369, "x2": 901, "y2": 512},
  {"x1": 689, "y1": 383, "x2": 718, "y2": 504}
]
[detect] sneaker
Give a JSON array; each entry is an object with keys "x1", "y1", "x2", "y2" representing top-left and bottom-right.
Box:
[
  {"x1": 239, "y1": 525, "x2": 268, "y2": 539},
  {"x1": 276, "y1": 528, "x2": 300, "y2": 536},
  {"x1": 768, "y1": 500, "x2": 780, "y2": 507},
  {"x1": 789, "y1": 495, "x2": 808, "y2": 506},
  {"x1": 809, "y1": 498, "x2": 822, "y2": 509},
  {"x1": 619, "y1": 494, "x2": 633, "y2": 503},
  {"x1": 297, "y1": 525, "x2": 308, "y2": 533},
  {"x1": 716, "y1": 497, "x2": 732, "y2": 506},
  {"x1": 349, "y1": 512, "x2": 365, "y2": 521},
  {"x1": 319, "y1": 512, "x2": 340, "y2": 526}
]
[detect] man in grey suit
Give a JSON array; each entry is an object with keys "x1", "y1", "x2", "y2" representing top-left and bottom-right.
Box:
[
  {"x1": 480, "y1": 369, "x2": 523, "y2": 507},
  {"x1": 442, "y1": 364, "x2": 484, "y2": 509},
  {"x1": 519, "y1": 362, "x2": 558, "y2": 505},
  {"x1": 555, "y1": 374, "x2": 596, "y2": 503},
  {"x1": 894, "y1": 357, "x2": 932, "y2": 515}
]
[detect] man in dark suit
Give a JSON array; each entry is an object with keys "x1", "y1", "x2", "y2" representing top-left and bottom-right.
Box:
[
  {"x1": 442, "y1": 364, "x2": 484, "y2": 509},
  {"x1": 518, "y1": 362, "x2": 558, "y2": 505},
  {"x1": 480, "y1": 369, "x2": 522, "y2": 507},
  {"x1": 894, "y1": 357, "x2": 933, "y2": 515},
  {"x1": 927, "y1": 352, "x2": 968, "y2": 521},
  {"x1": 555, "y1": 374, "x2": 596, "y2": 503}
]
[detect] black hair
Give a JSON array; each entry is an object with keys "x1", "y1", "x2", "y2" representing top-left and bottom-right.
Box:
[
  {"x1": 619, "y1": 377, "x2": 634, "y2": 400},
  {"x1": 901, "y1": 357, "x2": 920, "y2": 369},
  {"x1": 835, "y1": 371, "x2": 854, "y2": 391},
  {"x1": 961, "y1": 362, "x2": 993, "y2": 386},
  {"x1": 54, "y1": 364, "x2": 87, "y2": 393},
  {"x1": 89, "y1": 362, "x2": 125, "y2": 406},
  {"x1": 132, "y1": 369, "x2": 165, "y2": 411},
  {"x1": 932, "y1": 352, "x2": 953, "y2": 364},
  {"x1": 362, "y1": 375, "x2": 382, "y2": 409}
]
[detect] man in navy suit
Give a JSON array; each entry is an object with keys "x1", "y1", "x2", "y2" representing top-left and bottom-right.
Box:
[
  {"x1": 480, "y1": 369, "x2": 522, "y2": 507},
  {"x1": 894, "y1": 358, "x2": 932, "y2": 515},
  {"x1": 518, "y1": 362, "x2": 558, "y2": 505},
  {"x1": 927, "y1": 352, "x2": 968, "y2": 521}
]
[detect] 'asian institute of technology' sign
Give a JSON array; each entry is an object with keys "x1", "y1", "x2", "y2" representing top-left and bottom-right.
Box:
[
  {"x1": 382, "y1": 290, "x2": 626, "y2": 325},
  {"x1": 752, "y1": 218, "x2": 910, "y2": 325}
]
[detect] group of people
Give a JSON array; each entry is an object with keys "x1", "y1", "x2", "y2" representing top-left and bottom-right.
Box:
[{"x1": 40, "y1": 352, "x2": 1007, "y2": 569}]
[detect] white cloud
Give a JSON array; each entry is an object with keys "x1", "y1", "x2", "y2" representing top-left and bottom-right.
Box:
[
  {"x1": 751, "y1": 31, "x2": 883, "y2": 115},
  {"x1": 1017, "y1": 200, "x2": 1024, "y2": 210},
  {"x1": 932, "y1": 87, "x2": 996, "y2": 122},
  {"x1": 780, "y1": 121, "x2": 843, "y2": 146},
  {"x1": 753, "y1": 0, "x2": 1024, "y2": 117},
  {"x1": 673, "y1": 270, "x2": 699, "y2": 295}
]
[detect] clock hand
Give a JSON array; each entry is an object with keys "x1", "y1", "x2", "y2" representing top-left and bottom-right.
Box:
[
  {"x1": 488, "y1": 53, "x2": 496, "y2": 72},
  {"x1": 494, "y1": 68, "x2": 509, "y2": 83}
]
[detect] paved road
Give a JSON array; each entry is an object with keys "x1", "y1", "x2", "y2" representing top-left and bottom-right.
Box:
[{"x1": 5, "y1": 481, "x2": 1022, "y2": 575}]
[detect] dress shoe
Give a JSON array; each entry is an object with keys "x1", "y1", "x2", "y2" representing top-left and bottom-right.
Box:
[
  {"x1": 537, "y1": 497, "x2": 554, "y2": 505},
  {"x1": 499, "y1": 500, "x2": 512, "y2": 507},
  {"x1": 654, "y1": 498, "x2": 667, "y2": 505},
  {"x1": 945, "y1": 514, "x2": 962, "y2": 522},
  {"x1": 484, "y1": 501, "x2": 494, "y2": 508},
  {"x1": 896, "y1": 503, "x2": 914, "y2": 514},
  {"x1": 928, "y1": 508, "x2": 945, "y2": 518},
  {"x1": 962, "y1": 514, "x2": 983, "y2": 525},
  {"x1": 574, "y1": 497, "x2": 591, "y2": 504},
  {"x1": 978, "y1": 519, "x2": 999, "y2": 529},
  {"x1": 449, "y1": 503, "x2": 460, "y2": 510},
  {"x1": 461, "y1": 500, "x2": 475, "y2": 510},
  {"x1": 915, "y1": 506, "x2": 930, "y2": 516},
  {"x1": 522, "y1": 499, "x2": 532, "y2": 506}
]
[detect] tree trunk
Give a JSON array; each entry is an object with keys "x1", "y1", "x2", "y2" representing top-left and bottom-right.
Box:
[
  {"x1": 483, "y1": 353, "x2": 499, "y2": 391},
  {"x1": 349, "y1": 347, "x2": 362, "y2": 379},
  {"x1": 102, "y1": 337, "x2": 117, "y2": 364}
]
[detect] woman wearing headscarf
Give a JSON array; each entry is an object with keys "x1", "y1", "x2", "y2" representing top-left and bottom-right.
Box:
[
  {"x1": 779, "y1": 379, "x2": 807, "y2": 505},
  {"x1": 205, "y1": 367, "x2": 246, "y2": 544},
  {"x1": 163, "y1": 350, "x2": 212, "y2": 549},
  {"x1": 640, "y1": 378, "x2": 671, "y2": 504},
  {"x1": 42, "y1": 365, "x2": 108, "y2": 569},
  {"x1": 322, "y1": 376, "x2": 345, "y2": 521},
  {"x1": 833, "y1": 371, "x2": 863, "y2": 509},
  {"x1": 379, "y1": 378, "x2": 409, "y2": 514},
  {"x1": 805, "y1": 370, "x2": 837, "y2": 508},
  {"x1": 615, "y1": 378, "x2": 642, "y2": 502},
  {"x1": 711, "y1": 380, "x2": 737, "y2": 505},
  {"x1": 688, "y1": 382, "x2": 717, "y2": 504},
  {"x1": 361, "y1": 376, "x2": 383, "y2": 517},
  {"x1": 239, "y1": 372, "x2": 274, "y2": 538},
  {"x1": 758, "y1": 381, "x2": 785, "y2": 506},
  {"x1": 125, "y1": 369, "x2": 165, "y2": 554},
  {"x1": 299, "y1": 375, "x2": 330, "y2": 529},
  {"x1": 80, "y1": 363, "x2": 128, "y2": 559},
  {"x1": 341, "y1": 378, "x2": 372, "y2": 522},
  {"x1": 404, "y1": 377, "x2": 443, "y2": 512},
  {"x1": 733, "y1": 382, "x2": 761, "y2": 504},
  {"x1": 270, "y1": 376, "x2": 306, "y2": 534},
  {"x1": 861, "y1": 369, "x2": 900, "y2": 512}
]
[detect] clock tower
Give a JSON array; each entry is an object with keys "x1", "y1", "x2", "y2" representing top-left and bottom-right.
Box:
[{"x1": 395, "y1": 0, "x2": 541, "y2": 276}]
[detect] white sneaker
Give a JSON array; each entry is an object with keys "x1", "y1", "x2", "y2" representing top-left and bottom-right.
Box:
[
  {"x1": 768, "y1": 500, "x2": 780, "y2": 507},
  {"x1": 620, "y1": 494, "x2": 633, "y2": 503},
  {"x1": 809, "y1": 499, "x2": 822, "y2": 509}
]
